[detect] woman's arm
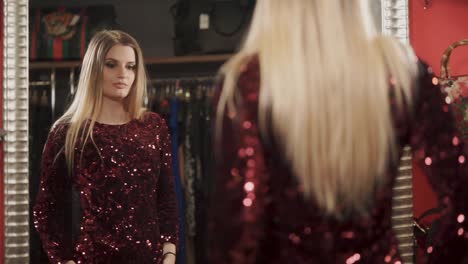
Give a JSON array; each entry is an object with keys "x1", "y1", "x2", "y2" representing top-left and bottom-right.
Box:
[{"x1": 33, "y1": 123, "x2": 75, "y2": 263}]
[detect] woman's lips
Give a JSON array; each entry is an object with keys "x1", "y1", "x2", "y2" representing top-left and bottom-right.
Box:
[{"x1": 113, "y1": 83, "x2": 127, "y2": 89}]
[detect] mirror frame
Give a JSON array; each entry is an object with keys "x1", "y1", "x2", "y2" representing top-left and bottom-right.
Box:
[
  {"x1": 3, "y1": 0, "x2": 29, "y2": 263},
  {"x1": 1, "y1": 0, "x2": 410, "y2": 262},
  {"x1": 381, "y1": 1, "x2": 415, "y2": 263}
]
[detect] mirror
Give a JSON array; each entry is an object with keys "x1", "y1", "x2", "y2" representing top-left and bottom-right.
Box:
[
  {"x1": 2, "y1": 0, "x2": 413, "y2": 263},
  {"x1": 3, "y1": 0, "x2": 30, "y2": 263}
]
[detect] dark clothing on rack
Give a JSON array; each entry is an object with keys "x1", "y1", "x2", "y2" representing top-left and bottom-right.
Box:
[
  {"x1": 183, "y1": 103, "x2": 197, "y2": 237},
  {"x1": 149, "y1": 79, "x2": 216, "y2": 264},
  {"x1": 209, "y1": 57, "x2": 468, "y2": 263},
  {"x1": 33, "y1": 112, "x2": 179, "y2": 264},
  {"x1": 193, "y1": 92, "x2": 214, "y2": 264},
  {"x1": 169, "y1": 99, "x2": 187, "y2": 264},
  {"x1": 29, "y1": 88, "x2": 53, "y2": 264}
]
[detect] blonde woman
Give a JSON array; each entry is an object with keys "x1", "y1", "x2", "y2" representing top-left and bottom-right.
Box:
[
  {"x1": 33, "y1": 30, "x2": 178, "y2": 264},
  {"x1": 209, "y1": 0, "x2": 468, "y2": 263}
]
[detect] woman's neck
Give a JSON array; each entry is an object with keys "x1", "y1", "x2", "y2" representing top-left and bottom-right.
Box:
[{"x1": 97, "y1": 97, "x2": 130, "y2": 125}]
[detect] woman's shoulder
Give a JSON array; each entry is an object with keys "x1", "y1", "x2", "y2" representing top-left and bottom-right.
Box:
[
  {"x1": 50, "y1": 120, "x2": 70, "y2": 136},
  {"x1": 415, "y1": 59, "x2": 438, "y2": 93},
  {"x1": 222, "y1": 53, "x2": 259, "y2": 81},
  {"x1": 236, "y1": 54, "x2": 261, "y2": 97},
  {"x1": 239, "y1": 54, "x2": 260, "y2": 79},
  {"x1": 141, "y1": 111, "x2": 166, "y2": 126},
  {"x1": 44, "y1": 120, "x2": 70, "y2": 148}
]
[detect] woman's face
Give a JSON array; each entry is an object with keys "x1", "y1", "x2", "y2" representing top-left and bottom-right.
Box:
[{"x1": 101, "y1": 44, "x2": 137, "y2": 101}]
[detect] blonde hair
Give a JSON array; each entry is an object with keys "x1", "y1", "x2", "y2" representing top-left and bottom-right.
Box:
[
  {"x1": 55, "y1": 30, "x2": 148, "y2": 173},
  {"x1": 217, "y1": 0, "x2": 418, "y2": 216}
]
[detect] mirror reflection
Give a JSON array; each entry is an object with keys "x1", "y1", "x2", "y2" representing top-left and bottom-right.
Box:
[{"x1": 29, "y1": 1, "x2": 252, "y2": 263}]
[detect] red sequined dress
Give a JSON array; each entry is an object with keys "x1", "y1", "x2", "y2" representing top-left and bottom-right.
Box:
[
  {"x1": 33, "y1": 112, "x2": 179, "y2": 264},
  {"x1": 209, "y1": 58, "x2": 468, "y2": 263}
]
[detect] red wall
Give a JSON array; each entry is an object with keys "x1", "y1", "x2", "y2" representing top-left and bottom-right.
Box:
[
  {"x1": 410, "y1": 0, "x2": 468, "y2": 77},
  {"x1": 409, "y1": 0, "x2": 468, "y2": 217}
]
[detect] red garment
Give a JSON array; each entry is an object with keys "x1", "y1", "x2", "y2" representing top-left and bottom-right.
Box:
[
  {"x1": 209, "y1": 57, "x2": 468, "y2": 263},
  {"x1": 33, "y1": 112, "x2": 179, "y2": 264}
]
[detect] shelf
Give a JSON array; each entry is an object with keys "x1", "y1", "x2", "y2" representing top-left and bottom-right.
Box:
[
  {"x1": 29, "y1": 54, "x2": 232, "y2": 70},
  {"x1": 145, "y1": 54, "x2": 231, "y2": 64}
]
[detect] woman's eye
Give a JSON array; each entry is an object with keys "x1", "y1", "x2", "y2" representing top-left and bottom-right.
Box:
[
  {"x1": 105, "y1": 63, "x2": 115, "y2": 68},
  {"x1": 127, "y1": 65, "x2": 136, "y2": 70}
]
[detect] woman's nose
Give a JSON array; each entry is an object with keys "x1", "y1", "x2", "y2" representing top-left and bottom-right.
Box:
[{"x1": 116, "y1": 65, "x2": 128, "y2": 78}]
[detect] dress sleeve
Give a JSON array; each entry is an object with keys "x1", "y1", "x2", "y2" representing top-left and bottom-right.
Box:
[
  {"x1": 208, "y1": 58, "x2": 270, "y2": 263},
  {"x1": 409, "y1": 63, "x2": 468, "y2": 263},
  {"x1": 33, "y1": 124, "x2": 74, "y2": 263},
  {"x1": 157, "y1": 117, "x2": 179, "y2": 246}
]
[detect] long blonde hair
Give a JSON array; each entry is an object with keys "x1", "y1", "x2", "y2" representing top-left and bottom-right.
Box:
[
  {"x1": 55, "y1": 30, "x2": 147, "y2": 173},
  {"x1": 217, "y1": 0, "x2": 418, "y2": 216}
]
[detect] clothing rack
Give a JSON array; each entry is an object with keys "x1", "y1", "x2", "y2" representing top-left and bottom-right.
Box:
[
  {"x1": 29, "y1": 63, "x2": 219, "y2": 264},
  {"x1": 30, "y1": 67, "x2": 79, "y2": 120},
  {"x1": 150, "y1": 76, "x2": 216, "y2": 84}
]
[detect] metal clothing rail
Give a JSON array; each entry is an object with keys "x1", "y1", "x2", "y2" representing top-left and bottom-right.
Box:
[{"x1": 149, "y1": 76, "x2": 216, "y2": 84}]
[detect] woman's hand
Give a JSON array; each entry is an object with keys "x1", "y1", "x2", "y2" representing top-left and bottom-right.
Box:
[
  {"x1": 162, "y1": 242, "x2": 176, "y2": 264},
  {"x1": 162, "y1": 253, "x2": 176, "y2": 264}
]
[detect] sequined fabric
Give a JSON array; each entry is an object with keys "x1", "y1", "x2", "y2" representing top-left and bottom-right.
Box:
[
  {"x1": 33, "y1": 112, "x2": 179, "y2": 264},
  {"x1": 208, "y1": 57, "x2": 468, "y2": 263}
]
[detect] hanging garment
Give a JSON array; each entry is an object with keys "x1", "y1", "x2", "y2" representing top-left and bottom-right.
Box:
[
  {"x1": 439, "y1": 39, "x2": 468, "y2": 141},
  {"x1": 169, "y1": 98, "x2": 187, "y2": 264},
  {"x1": 194, "y1": 89, "x2": 215, "y2": 264},
  {"x1": 183, "y1": 92, "x2": 197, "y2": 238}
]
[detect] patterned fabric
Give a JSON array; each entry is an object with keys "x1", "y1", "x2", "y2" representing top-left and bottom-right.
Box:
[
  {"x1": 33, "y1": 112, "x2": 179, "y2": 264},
  {"x1": 169, "y1": 99, "x2": 187, "y2": 264},
  {"x1": 439, "y1": 39, "x2": 468, "y2": 140},
  {"x1": 441, "y1": 76, "x2": 468, "y2": 140},
  {"x1": 184, "y1": 105, "x2": 196, "y2": 237},
  {"x1": 209, "y1": 57, "x2": 468, "y2": 263},
  {"x1": 29, "y1": 6, "x2": 116, "y2": 60}
]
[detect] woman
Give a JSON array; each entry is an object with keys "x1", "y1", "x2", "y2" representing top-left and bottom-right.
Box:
[
  {"x1": 209, "y1": 0, "x2": 468, "y2": 263},
  {"x1": 33, "y1": 30, "x2": 178, "y2": 264}
]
